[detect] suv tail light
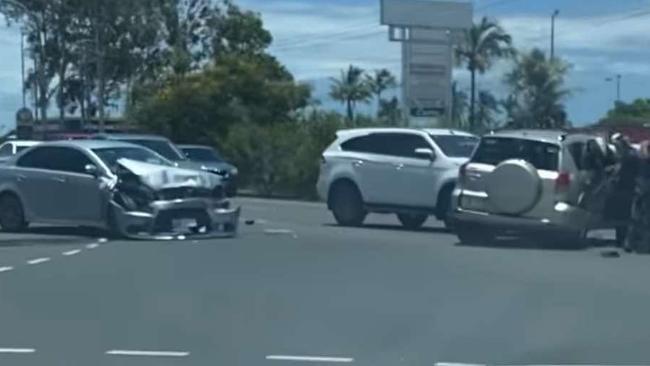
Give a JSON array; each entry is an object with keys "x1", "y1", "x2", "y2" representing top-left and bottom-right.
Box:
[{"x1": 555, "y1": 171, "x2": 571, "y2": 193}]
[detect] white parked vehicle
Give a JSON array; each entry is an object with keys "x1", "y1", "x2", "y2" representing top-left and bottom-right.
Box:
[
  {"x1": 317, "y1": 128, "x2": 479, "y2": 229},
  {"x1": 451, "y1": 130, "x2": 624, "y2": 247}
]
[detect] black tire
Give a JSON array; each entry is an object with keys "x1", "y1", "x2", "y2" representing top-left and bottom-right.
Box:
[
  {"x1": 397, "y1": 213, "x2": 428, "y2": 230},
  {"x1": 456, "y1": 225, "x2": 493, "y2": 246},
  {"x1": 106, "y1": 205, "x2": 125, "y2": 239},
  {"x1": 330, "y1": 181, "x2": 366, "y2": 227},
  {"x1": 0, "y1": 194, "x2": 27, "y2": 232},
  {"x1": 436, "y1": 185, "x2": 455, "y2": 229}
]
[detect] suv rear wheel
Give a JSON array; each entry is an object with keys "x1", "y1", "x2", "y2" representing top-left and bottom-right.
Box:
[
  {"x1": 330, "y1": 181, "x2": 366, "y2": 227},
  {"x1": 397, "y1": 214, "x2": 428, "y2": 230}
]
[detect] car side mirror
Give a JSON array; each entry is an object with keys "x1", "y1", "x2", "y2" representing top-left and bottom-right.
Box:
[
  {"x1": 414, "y1": 148, "x2": 436, "y2": 161},
  {"x1": 84, "y1": 164, "x2": 100, "y2": 177}
]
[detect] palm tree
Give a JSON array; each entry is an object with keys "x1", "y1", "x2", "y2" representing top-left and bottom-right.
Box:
[
  {"x1": 476, "y1": 90, "x2": 500, "y2": 132},
  {"x1": 455, "y1": 17, "x2": 514, "y2": 131},
  {"x1": 330, "y1": 65, "x2": 372, "y2": 121},
  {"x1": 451, "y1": 81, "x2": 469, "y2": 129},
  {"x1": 505, "y1": 48, "x2": 570, "y2": 129},
  {"x1": 366, "y1": 69, "x2": 397, "y2": 116}
]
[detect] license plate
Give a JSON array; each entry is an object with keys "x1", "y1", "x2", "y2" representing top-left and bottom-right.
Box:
[
  {"x1": 173, "y1": 218, "x2": 198, "y2": 230},
  {"x1": 461, "y1": 195, "x2": 486, "y2": 212}
]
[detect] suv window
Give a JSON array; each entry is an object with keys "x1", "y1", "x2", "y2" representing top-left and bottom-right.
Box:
[
  {"x1": 18, "y1": 146, "x2": 93, "y2": 174},
  {"x1": 430, "y1": 135, "x2": 479, "y2": 158},
  {"x1": 472, "y1": 137, "x2": 560, "y2": 171},
  {"x1": 341, "y1": 134, "x2": 386, "y2": 155},
  {"x1": 385, "y1": 133, "x2": 431, "y2": 158},
  {"x1": 341, "y1": 133, "x2": 430, "y2": 158}
]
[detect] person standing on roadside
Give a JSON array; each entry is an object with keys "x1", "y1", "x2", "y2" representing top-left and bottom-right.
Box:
[{"x1": 625, "y1": 141, "x2": 650, "y2": 253}]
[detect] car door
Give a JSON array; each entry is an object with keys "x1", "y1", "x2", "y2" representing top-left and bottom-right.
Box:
[
  {"x1": 48, "y1": 147, "x2": 106, "y2": 224},
  {"x1": 14, "y1": 147, "x2": 62, "y2": 221},
  {"x1": 340, "y1": 133, "x2": 402, "y2": 205},
  {"x1": 386, "y1": 133, "x2": 441, "y2": 208}
]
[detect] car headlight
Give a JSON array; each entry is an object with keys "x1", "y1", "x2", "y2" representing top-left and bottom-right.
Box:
[{"x1": 230, "y1": 167, "x2": 238, "y2": 176}]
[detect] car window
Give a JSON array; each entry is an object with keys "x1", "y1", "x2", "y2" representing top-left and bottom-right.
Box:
[
  {"x1": 93, "y1": 147, "x2": 174, "y2": 171},
  {"x1": 182, "y1": 147, "x2": 224, "y2": 162},
  {"x1": 17, "y1": 146, "x2": 55, "y2": 169},
  {"x1": 0, "y1": 144, "x2": 13, "y2": 157},
  {"x1": 430, "y1": 135, "x2": 479, "y2": 158},
  {"x1": 472, "y1": 137, "x2": 560, "y2": 171},
  {"x1": 15, "y1": 145, "x2": 32, "y2": 153},
  {"x1": 129, "y1": 139, "x2": 185, "y2": 161},
  {"x1": 17, "y1": 146, "x2": 93, "y2": 174}
]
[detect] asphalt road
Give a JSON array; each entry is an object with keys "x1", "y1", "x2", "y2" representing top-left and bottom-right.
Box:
[{"x1": 0, "y1": 197, "x2": 649, "y2": 366}]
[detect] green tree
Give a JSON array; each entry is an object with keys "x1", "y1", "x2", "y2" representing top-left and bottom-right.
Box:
[
  {"x1": 455, "y1": 17, "x2": 514, "y2": 131},
  {"x1": 504, "y1": 48, "x2": 570, "y2": 129},
  {"x1": 451, "y1": 81, "x2": 468, "y2": 129},
  {"x1": 606, "y1": 99, "x2": 650, "y2": 120},
  {"x1": 378, "y1": 97, "x2": 402, "y2": 126},
  {"x1": 329, "y1": 65, "x2": 372, "y2": 121},
  {"x1": 476, "y1": 90, "x2": 500, "y2": 132},
  {"x1": 366, "y1": 69, "x2": 397, "y2": 116}
]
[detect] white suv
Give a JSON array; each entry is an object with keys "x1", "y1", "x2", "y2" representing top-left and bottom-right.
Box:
[
  {"x1": 451, "y1": 130, "x2": 624, "y2": 247},
  {"x1": 317, "y1": 128, "x2": 479, "y2": 229}
]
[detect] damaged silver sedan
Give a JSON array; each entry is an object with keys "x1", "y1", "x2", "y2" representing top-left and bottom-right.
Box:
[{"x1": 0, "y1": 140, "x2": 240, "y2": 239}]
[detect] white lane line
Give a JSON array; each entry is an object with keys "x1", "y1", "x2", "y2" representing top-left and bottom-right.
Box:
[
  {"x1": 27, "y1": 258, "x2": 50, "y2": 265},
  {"x1": 266, "y1": 355, "x2": 354, "y2": 363},
  {"x1": 0, "y1": 348, "x2": 36, "y2": 354},
  {"x1": 86, "y1": 243, "x2": 99, "y2": 249},
  {"x1": 436, "y1": 363, "x2": 485, "y2": 366},
  {"x1": 62, "y1": 249, "x2": 82, "y2": 256},
  {"x1": 98, "y1": 238, "x2": 109, "y2": 243},
  {"x1": 0, "y1": 267, "x2": 13, "y2": 273},
  {"x1": 106, "y1": 350, "x2": 190, "y2": 357}
]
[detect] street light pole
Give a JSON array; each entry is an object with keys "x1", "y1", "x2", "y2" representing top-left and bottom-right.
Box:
[
  {"x1": 605, "y1": 74, "x2": 622, "y2": 103},
  {"x1": 551, "y1": 9, "x2": 560, "y2": 60},
  {"x1": 20, "y1": 29, "x2": 26, "y2": 108}
]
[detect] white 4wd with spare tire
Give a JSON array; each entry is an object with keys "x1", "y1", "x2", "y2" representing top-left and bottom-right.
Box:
[
  {"x1": 316, "y1": 128, "x2": 479, "y2": 229},
  {"x1": 451, "y1": 129, "x2": 625, "y2": 248}
]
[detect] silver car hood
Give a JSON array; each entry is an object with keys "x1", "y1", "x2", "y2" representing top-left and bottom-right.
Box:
[{"x1": 116, "y1": 158, "x2": 222, "y2": 190}]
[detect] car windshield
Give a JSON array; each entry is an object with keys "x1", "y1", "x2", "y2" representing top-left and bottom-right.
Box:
[
  {"x1": 127, "y1": 139, "x2": 185, "y2": 161},
  {"x1": 472, "y1": 137, "x2": 560, "y2": 171},
  {"x1": 182, "y1": 147, "x2": 224, "y2": 162},
  {"x1": 15, "y1": 146, "x2": 33, "y2": 153},
  {"x1": 430, "y1": 135, "x2": 479, "y2": 158},
  {"x1": 93, "y1": 147, "x2": 173, "y2": 170}
]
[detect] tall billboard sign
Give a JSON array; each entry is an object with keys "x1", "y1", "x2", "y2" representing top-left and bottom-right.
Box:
[{"x1": 381, "y1": 0, "x2": 473, "y2": 127}]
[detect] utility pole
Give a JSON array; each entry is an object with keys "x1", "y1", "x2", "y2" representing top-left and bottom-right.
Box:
[
  {"x1": 606, "y1": 74, "x2": 622, "y2": 103},
  {"x1": 551, "y1": 9, "x2": 559, "y2": 60},
  {"x1": 20, "y1": 29, "x2": 26, "y2": 108}
]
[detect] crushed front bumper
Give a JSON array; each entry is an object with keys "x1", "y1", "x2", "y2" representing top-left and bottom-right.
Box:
[{"x1": 110, "y1": 198, "x2": 241, "y2": 240}]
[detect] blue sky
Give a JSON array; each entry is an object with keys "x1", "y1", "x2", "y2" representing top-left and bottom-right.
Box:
[
  {"x1": 236, "y1": 0, "x2": 650, "y2": 126},
  {"x1": 0, "y1": 0, "x2": 649, "y2": 132}
]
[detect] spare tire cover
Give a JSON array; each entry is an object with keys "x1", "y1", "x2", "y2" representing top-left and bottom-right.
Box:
[{"x1": 486, "y1": 159, "x2": 542, "y2": 215}]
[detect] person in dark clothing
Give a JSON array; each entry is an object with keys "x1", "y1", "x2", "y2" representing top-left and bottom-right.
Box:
[
  {"x1": 605, "y1": 134, "x2": 640, "y2": 246},
  {"x1": 625, "y1": 141, "x2": 650, "y2": 253}
]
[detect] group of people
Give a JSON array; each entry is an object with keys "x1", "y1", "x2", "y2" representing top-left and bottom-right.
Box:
[{"x1": 583, "y1": 132, "x2": 650, "y2": 253}]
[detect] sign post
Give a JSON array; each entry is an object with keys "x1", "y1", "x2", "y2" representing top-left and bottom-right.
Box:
[{"x1": 15, "y1": 107, "x2": 34, "y2": 140}]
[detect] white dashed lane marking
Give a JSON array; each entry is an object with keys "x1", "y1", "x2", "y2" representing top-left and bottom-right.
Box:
[
  {"x1": 266, "y1": 355, "x2": 354, "y2": 363},
  {"x1": 26, "y1": 258, "x2": 50, "y2": 265},
  {"x1": 0, "y1": 267, "x2": 13, "y2": 273},
  {"x1": 62, "y1": 249, "x2": 82, "y2": 256},
  {"x1": 86, "y1": 243, "x2": 99, "y2": 249},
  {"x1": 0, "y1": 348, "x2": 36, "y2": 354},
  {"x1": 106, "y1": 350, "x2": 190, "y2": 357}
]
